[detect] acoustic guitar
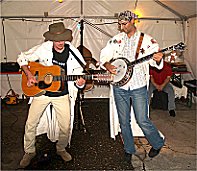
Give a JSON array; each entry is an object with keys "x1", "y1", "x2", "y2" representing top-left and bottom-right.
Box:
[{"x1": 22, "y1": 62, "x2": 113, "y2": 97}]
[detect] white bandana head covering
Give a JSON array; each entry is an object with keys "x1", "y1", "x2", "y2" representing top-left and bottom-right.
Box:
[{"x1": 118, "y1": 10, "x2": 138, "y2": 21}]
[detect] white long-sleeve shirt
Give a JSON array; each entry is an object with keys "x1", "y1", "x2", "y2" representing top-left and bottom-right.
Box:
[{"x1": 100, "y1": 30, "x2": 163, "y2": 90}]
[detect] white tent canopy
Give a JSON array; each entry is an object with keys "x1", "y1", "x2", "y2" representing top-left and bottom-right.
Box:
[
  {"x1": 0, "y1": 0, "x2": 196, "y2": 97},
  {"x1": 1, "y1": 0, "x2": 196, "y2": 19}
]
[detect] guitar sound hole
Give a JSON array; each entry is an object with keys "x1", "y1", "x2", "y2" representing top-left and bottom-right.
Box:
[
  {"x1": 44, "y1": 74, "x2": 53, "y2": 85},
  {"x1": 38, "y1": 81, "x2": 51, "y2": 89}
]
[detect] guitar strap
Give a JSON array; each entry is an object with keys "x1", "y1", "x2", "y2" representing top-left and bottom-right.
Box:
[
  {"x1": 135, "y1": 32, "x2": 144, "y2": 60},
  {"x1": 69, "y1": 48, "x2": 91, "y2": 74},
  {"x1": 69, "y1": 48, "x2": 86, "y2": 69}
]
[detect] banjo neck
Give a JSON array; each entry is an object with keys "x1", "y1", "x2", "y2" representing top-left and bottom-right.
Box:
[
  {"x1": 130, "y1": 42, "x2": 185, "y2": 66},
  {"x1": 110, "y1": 42, "x2": 185, "y2": 87}
]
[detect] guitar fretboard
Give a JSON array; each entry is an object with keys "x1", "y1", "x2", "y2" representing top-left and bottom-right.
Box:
[{"x1": 53, "y1": 75, "x2": 93, "y2": 81}]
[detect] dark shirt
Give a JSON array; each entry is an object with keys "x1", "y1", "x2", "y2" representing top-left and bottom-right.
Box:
[{"x1": 45, "y1": 44, "x2": 70, "y2": 97}]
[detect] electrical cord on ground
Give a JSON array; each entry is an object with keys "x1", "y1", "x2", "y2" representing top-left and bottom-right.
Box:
[
  {"x1": 134, "y1": 138, "x2": 196, "y2": 156},
  {"x1": 134, "y1": 137, "x2": 148, "y2": 171},
  {"x1": 162, "y1": 143, "x2": 197, "y2": 156},
  {"x1": 1, "y1": 99, "x2": 26, "y2": 150},
  {"x1": 133, "y1": 135, "x2": 196, "y2": 171},
  {"x1": 1, "y1": 104, "x2": 19, "y2": 132}
]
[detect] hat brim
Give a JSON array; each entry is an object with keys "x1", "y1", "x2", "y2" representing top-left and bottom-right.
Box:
[{"x1": 43, "y1": 29, "x2": 73, "y2": 42}]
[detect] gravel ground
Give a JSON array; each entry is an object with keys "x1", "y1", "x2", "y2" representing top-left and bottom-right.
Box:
[
  {"x1": 1, "y1": 98, "x2": 196, "y2": 170},
  {"x1": 22, "y1": 98, "x2": 137, "y2": 170}
]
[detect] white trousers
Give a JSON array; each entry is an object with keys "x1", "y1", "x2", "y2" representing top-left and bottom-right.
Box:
[{"x1": 24, "y1": 94, "x2": 70, "y2": 153}]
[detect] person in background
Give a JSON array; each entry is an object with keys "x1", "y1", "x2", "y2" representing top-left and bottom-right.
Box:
[
  {"x1": 17, "y1": 22, "x2": 86, "y2": 168},
  {"x1": 100, "y1": 10, "x2": 165, "y2": 169},
  {"x1": 149, "y1": 61, "x2": 176, "y2": 117}
]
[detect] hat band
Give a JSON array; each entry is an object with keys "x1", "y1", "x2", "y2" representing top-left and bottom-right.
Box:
[{"x1": 50, "y1": 29, "x2": 66, "y2": 35}]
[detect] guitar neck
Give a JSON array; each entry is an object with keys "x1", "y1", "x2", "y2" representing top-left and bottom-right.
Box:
[
  {"x1": 53, "y1": 74, "x2": 112, "y2": 82},
  {"x1": 53, "y1": 75, "x2": 93, "y2": 81}
]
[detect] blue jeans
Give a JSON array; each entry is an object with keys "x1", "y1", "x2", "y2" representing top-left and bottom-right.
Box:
[{"x1": 113, "y1": 86, "x2": 164, "y2": 154}]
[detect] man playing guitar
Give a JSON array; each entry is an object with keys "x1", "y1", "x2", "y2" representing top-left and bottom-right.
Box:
[{"x1": 17, "y1": 22, "x2": 86, "y2": 168}]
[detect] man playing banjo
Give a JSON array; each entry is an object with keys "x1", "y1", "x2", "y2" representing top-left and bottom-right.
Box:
[{"x1": 100, "y1": 10, "x2": 165, "y2": 169}]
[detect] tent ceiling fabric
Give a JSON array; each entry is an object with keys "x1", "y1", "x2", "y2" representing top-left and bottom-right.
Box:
[
  {"x1": 1, "y1": 0, "x2": 196, "y2": 20},
  {"x1": 160, "y1": 0, "x2": 197, "y2": 18}
]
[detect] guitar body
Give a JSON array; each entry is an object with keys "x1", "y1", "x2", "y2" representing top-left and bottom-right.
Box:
[{"x1": 22, "y1": 62, "x2": 61, "y2": 97}]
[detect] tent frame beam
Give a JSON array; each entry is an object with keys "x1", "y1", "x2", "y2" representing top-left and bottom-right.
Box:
[
  {"x1": 187, "y1": 14, "x2": 197, "y2": 19},
  {"x1": 1, "y1": 15, "x2": 183, "y2": 21},
  {"x1": 154, "y1": 0, "x2": 187, "y2": 21}
]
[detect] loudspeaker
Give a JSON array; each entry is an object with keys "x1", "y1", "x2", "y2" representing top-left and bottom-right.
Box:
[{"x1": 1, "y1": 62, "x2": 20, "y2": 72}]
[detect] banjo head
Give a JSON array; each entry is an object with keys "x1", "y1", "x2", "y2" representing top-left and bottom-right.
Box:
[
  {"x1": 110, "y1": 58, "x2": 133, "y2": 87},
  {"x1": 111, "y1": 58, "x2": 127, "y2": 83}
]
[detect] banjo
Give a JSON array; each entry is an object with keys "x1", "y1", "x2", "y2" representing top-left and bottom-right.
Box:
[{"x1": 109, "y1": 42, "x2": 185, "y2": 87}]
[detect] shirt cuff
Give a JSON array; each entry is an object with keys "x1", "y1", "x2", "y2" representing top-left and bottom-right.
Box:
[{"x1": 74, "y1": 82, "x2": 85, "y2": 89}]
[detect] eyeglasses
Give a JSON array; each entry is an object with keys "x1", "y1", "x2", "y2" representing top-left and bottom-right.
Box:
[{"x1": 118, "y1": 22, "x2": 129, "y2": 26}]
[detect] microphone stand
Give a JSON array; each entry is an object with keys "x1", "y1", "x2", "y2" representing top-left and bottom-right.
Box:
[
  {"x1": 74, "y1": 19, "x2": 87, "y2": 133},
  {"x1": 74, "y1": 88, "x2": 86, "y2": 133}
]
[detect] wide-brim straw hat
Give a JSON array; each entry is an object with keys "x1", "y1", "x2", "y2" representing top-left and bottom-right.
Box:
[{"x1": 43, "y1": 22, "x2": 73, "y2": 42}]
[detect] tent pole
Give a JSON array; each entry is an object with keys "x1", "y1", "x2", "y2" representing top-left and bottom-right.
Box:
[
  {"x1": 79, "y1": 19, "x2": 84, "y2": 56},
  {"x1": 80, "y1": 0, "x2": 83, "y2": 16},
  {"x1": 79, "y1": 0, "x2": 84, "y2": 55}
]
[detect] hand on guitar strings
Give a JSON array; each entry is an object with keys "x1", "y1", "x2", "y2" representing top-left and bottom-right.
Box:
[
  {"x1": 21, "y1": 65, "x2": 38, "y2": 87},
  {"x1": 27, "y1": 75, "x2": 38, "y2": 87},
  {"x1": 76, "y1": 77, "x2": 86, "y2": 87},
  {"x1": 103, "y1": 62, "x2": 117, "y2": 75}
]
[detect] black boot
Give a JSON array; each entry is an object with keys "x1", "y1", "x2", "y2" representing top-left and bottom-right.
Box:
[
  {"x1": 148, "y1": 147, "x2": 161, "y2": 158},
  {"x1": 124, "y1": 152, "x2": 134, "y2": 169},
  {"x1": 169, "y1": 110, "x2": 176, "y2": 117}
]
